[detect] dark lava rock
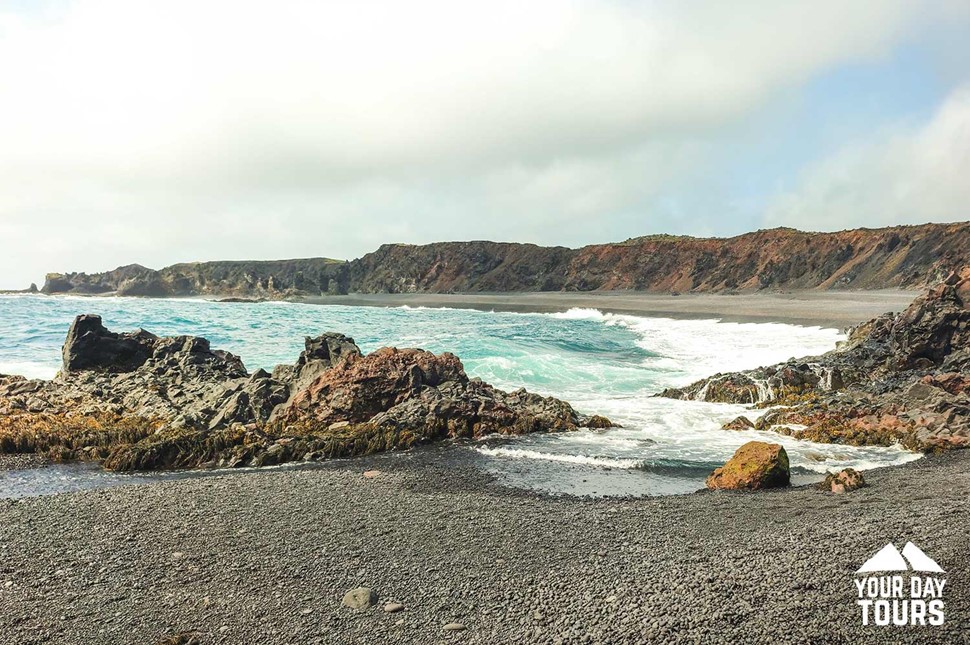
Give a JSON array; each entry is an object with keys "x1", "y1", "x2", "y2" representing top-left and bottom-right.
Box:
[
  {"x1": 820, "y1": 468, "x2": 866, "y2": 493},
  {"x1": 2, "y1": 316, "x2": 612, "y2": 471},
  {"x1": 661, "y1": 269, "x2": 970, "y2": 451},
  {"x1": 62, "y1": 314, "x2": 157, "y2": 373}
]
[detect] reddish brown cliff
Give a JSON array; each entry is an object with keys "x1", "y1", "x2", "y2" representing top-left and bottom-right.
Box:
[{"x1": 42, "y1": 222, "x2": 968, "y2": 296}]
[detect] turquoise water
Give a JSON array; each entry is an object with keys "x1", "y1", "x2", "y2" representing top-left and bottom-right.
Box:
[{"x1": 0, "y1": 295, "x2": 920, "y2": 496}]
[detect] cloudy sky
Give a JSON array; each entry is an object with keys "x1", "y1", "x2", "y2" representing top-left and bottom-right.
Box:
[{"x1": 0, "y1": 0, "x2": 968, "y2": 288}]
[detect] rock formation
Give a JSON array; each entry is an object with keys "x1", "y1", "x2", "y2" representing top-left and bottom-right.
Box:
[
  {"x1": 43, "y1": 258, "x2": 350, "y2": 298},
  {"x1": 0, "y1": 316, "x2": 609, "y2": 471},
  {"x1": 820, "y1": 468, "x2": 865, "y2": 494},
  {"x1": 662, "y1": 269, "x2": 970, "y2": 451},
  {"x1": 41, "y1": 222, "x2": 969, "y2": 297},
  {"x1": 705, "y1": 441, "x2": 790, "y2": 490}
]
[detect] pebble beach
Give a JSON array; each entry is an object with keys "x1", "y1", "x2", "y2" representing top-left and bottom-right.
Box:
[{"x1": 1, "y1": 446, "x2": 967, "y2": 644}]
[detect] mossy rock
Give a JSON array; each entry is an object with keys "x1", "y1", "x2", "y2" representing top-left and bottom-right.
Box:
[{"x1": 706, "y1": 441, "x2": 790, "y2": 490}]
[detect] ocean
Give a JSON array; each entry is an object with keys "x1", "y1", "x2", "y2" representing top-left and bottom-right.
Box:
[{"x1": 0, "y1": 294, "x2": 920, "y2": 497}]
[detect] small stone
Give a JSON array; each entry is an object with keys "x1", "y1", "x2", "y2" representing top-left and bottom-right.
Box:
[
  {"x1": 363, "y1": 470, "x2": 381, "y2": 479},
  {"x1": 219, "y1": 626, "x2": 229, "y2": 634},
  {"x1": 384, "y1": 602, "x2": 405, "y2": 613},
  {"x1": 300, "y1": 608, "x2": 313, "y2": 615},
  {"x1": 443, "y1": 622, "x2": 466, "y2": 632},
  {"x1": 341, "y1": 587, "x2": 378, "y2": 610},
  {"x1": 721, "y1": 415, "x2": 755, "y2": 431}
]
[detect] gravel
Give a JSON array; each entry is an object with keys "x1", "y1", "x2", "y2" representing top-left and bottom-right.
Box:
[
  {"x1": 0, "y1": 449, "x2": 967, "y2": 644},
  {"x1": 0, "y1": 454, "x2": 48, "y2": 471}
]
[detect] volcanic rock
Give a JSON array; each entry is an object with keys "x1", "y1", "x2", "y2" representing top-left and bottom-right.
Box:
[
  {"x1": 62, "y1": 314, "x2": 157, "y2": 373},
  {"x1": 721, "y1": 416, "x2": 755, "y2": 431},
  {"x1": 706, "y1": 441, "x2": 790, "y2": 490},
  {"x1": 663, "y1": 271, "x2": 970, "y2": 451},
  {"x1": 0, "y1": 316, "x2": 610, "y2": 471},
  {"x1": 821, "y1": 468, "x2": 866, "y2": 493}
]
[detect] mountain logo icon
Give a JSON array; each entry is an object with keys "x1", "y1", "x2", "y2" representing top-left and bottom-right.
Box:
[{"x1": 856, "y1": 542, "x2": 945, "y2": 573}]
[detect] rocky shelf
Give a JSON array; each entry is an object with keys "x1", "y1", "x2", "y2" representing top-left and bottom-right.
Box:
[
  {"x1": 0, "y1": 317, "x2": 611, "y2": 471},
  {"x1": 660, "y1": 269, "x2": 970, "y2": 452}
]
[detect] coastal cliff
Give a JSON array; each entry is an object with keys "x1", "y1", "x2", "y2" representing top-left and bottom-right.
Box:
[
  {"x1": 40, "y1": 222, "x2": 969, "y2": 297},
  {"x1": 43, "y1": 258, "x2": 350, "y2": 298}
]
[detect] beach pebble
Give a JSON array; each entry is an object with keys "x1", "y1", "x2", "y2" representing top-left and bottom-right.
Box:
[
  {"x1": 443, "y1": 622, "x2": 466, "y2": 632},
  {"x1": 383, "y1": 602, "x2": 404, "y2": 613},
  {"x1": 363, "y1": 470, "x2": 381, "y2": 479},
  {"x1": 341, "y1": 587, "x2": 378, "y2": 610}
]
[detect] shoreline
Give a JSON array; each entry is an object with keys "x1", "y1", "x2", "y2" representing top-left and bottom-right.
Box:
[
  {"x1": 0, "y1": 446, "x2": 965, "y2": 643},
  {"x1": 8, "y1": 289, "x2": 921, "y2": 329},
  {"x1": 296, "y1": 289, "x2": 921, "y2": 329}
]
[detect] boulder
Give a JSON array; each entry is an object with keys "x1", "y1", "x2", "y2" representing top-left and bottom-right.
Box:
[
  {"x1": 62, "y1": 315, "x2": 157, "y2": 373},
  {"x1": 820, "y1": 468, "x2": 865, "y2": 493},
  {"x1": 280, "y1": 347, "x2": 469, "y2": 426},
  {"x1": 889, "y1": 277, "x2": 970, "y2": 370},
  {"x1": 706, "y1": 441, "x2": 790, "y2": 490},
  {"x1": 279, "y1": 349, "x2": 593, "y2": 440},
  {"x1": 722, "y1": 416, "x2": 754, "y2": 430}
]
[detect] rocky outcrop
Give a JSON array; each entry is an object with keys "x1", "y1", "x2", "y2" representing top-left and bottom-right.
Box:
[
  {"x1": 0, "y1": 317, "x2": 609, "y2": 471},
  {"x1": 62, "y1": 314, "x2": 158, "y2": 373},
  {"x1": 277, "y1": 347, "x2": 587, "y2": 439},
  {"x1": 662, "y1": 269, "x2": 970, "y2": 451},
  {"x1": 43, "y1": 258, "x2": 350, "y2": 298},
  {"x1": 0, "y1": 283, "x2": 38, "y2": 295},
  {"x1": 705, "y1": 441, "x2": 790, "y2": 490},
  {"x1": 820, "y1": 468, "x2": 865, "y2": 493},
  {"x1": 40, "y1": 222, "x2": 969, "y2": 297},
  {"x1": 348, "y1": 241, "x2": 574, "y2": 293},
  {"x1": 271, "y1": 332, "x2": 362, "y2": 396}
]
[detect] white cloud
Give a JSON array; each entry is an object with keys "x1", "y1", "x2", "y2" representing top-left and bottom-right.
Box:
[
  {"x1": 0, "y1": 0, "x2": 967, "y2": 287},
  {"x1": 765, "y1": 86, "x2": 970, "y2": 230}
]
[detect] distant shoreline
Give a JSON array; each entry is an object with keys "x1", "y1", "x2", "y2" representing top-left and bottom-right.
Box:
[
  {"x1": 299, "y1": 289, "x2": 920, "y2": 329},
  {"x1": 9, "y1": 288, "x2": 921, "y2": 328}
]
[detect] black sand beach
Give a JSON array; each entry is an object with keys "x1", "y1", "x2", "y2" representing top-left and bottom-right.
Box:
[
  {"x1": 1, "y1": 286, "x2": 964, "y2": 644},
  {"x1": 0, "y1": 446, "x2": 966, "y2": 644},
  {"x1": 306, "y1": 290, "x2": 920, "y2": 329}
]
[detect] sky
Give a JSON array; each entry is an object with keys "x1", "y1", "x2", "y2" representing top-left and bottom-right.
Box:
[{"x1": 0, "y1": 0, "x2": 968, "y2": 289}]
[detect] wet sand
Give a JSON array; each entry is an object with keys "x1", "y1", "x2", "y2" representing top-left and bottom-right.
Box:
[{"x1": 303, "y1": 290, "x2": 919, "y2": 329}]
